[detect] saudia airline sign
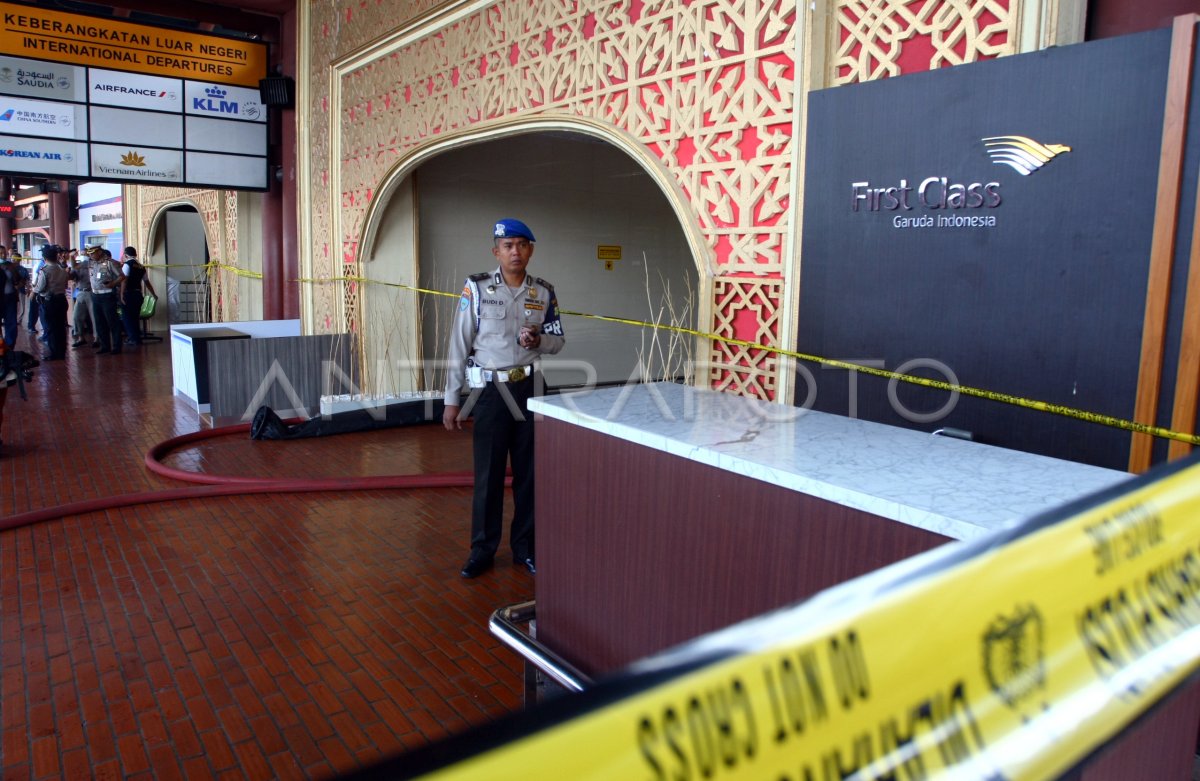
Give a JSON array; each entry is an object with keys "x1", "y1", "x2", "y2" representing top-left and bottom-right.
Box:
[{"x1": 797, "y1": 27, "x2": 1180, "y2": 471}]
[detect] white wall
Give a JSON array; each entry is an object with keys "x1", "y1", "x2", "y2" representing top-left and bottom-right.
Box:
[
  {"x1": 235, "y1": 192, "x2": 264, "y2": 322},
  {"x1": 362, "y1": 175, "x2": 423, "y2": 394},
  {"x1": 413, "y1": 132, "x2": 698, "y2": 389},
  {"x1": 166, "y1": 209, "x2": 208, "y2": 282},
  {"x1": 165, "y1": 209, "x2": 209, "y2": 323}
]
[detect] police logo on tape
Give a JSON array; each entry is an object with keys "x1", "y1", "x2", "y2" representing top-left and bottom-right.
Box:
[{"x1": 982, "y1": 604, "x2": 1047, "y2": 720}]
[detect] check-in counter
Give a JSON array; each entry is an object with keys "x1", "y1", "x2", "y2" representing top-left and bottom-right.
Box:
[
  {"x1": 170, "y1": 320, "x2": 344, "y2": 422},
  {"x1": 529, "y1": 382, "x2": 1129, "y2": 674},
  {"x1": 527, "y1": 382, "x2": 1200, "y2": 779},
  {"x1": 169, "y1": 326, "x2": 251, "y2": 413}
]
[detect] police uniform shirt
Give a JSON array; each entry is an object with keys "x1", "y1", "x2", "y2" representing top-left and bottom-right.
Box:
[
  {"x1": 90, "y1": 259, "x2": 120, "y2": 294},
  {"x1": 444, "y1": 268, "x2": 566, "y2": 405},
  {"x1": 34, "y1": 261, "x2": 68, "y2": 296}
]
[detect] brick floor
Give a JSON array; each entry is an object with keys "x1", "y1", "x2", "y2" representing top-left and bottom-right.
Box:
[{"x1": 0, "y1": 327, "x2": 531, "y2": 779}]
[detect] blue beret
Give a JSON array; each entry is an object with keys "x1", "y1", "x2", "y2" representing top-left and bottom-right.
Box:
[{"x1": 493, "y1": 218, "x2": 535, "y2": 242}]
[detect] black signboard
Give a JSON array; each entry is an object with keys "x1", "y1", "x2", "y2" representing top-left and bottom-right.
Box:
[{"x1": 797, "y1": 28, "x2": 1191, "y2": 470}]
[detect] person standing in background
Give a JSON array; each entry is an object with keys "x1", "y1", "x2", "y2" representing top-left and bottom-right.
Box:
[
  {"x1": 25, "y1": 248, "x2": 45, "y2": 340},
  {"x1": 90, "y1": 248, "x2": 124, "y2": 355},
  {"x1": 120, "y1": 247, "x2": 155, "y2": 348},
  {"x1": 69, "y1": 248, "x2": 95, "y2": 348},
  {"x1": 31, "y1": 245, "x2": 68, "y2": 361},
  {"x1": 0, "y1": 247, "x2": 25, "y2": 349}
]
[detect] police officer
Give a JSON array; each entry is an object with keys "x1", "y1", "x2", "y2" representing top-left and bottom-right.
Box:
[
  {"x1": 443, "y1": 218, "x2": 566, "y2": 578},
  {"x1": 32, "y1": 245, "x2": 69, "y2": 361}
]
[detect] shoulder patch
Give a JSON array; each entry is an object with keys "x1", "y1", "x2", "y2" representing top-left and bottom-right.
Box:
[
  {"x1": 533, "y1": 276, "x2": 554, "y2": 291},
  {"x1": 468, "y1": 272, "x2": 490, "y2": 282}
]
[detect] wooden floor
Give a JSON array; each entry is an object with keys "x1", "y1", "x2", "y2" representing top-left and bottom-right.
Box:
[{"x1": 0, "y1": 326, "x2": 532, "y2": 780}]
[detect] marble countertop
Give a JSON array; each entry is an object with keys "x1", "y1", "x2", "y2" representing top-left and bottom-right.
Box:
[{"x1": 528, "y1": 382, "x2": 1130, "y2": 541}]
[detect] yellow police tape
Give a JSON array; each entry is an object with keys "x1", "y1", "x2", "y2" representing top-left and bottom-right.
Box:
[
  {"x1": 184, "y1": 270, "x2": 1200, "y2": 446},
  {"x1": 383, "y1": 456, "x2": 1200, "y2": 780}
]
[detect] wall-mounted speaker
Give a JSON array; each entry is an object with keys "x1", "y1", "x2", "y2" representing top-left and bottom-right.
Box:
[{"x1": 258, "y1": 75, "x2": 295, "y2": 108}]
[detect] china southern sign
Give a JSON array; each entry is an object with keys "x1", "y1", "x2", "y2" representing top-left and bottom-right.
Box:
[{"x1": 0, "y1": 3, "x2": 268, "y2": 189}]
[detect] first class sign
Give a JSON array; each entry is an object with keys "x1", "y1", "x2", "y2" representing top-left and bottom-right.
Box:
[{"x1": 0, "y1": 2, "x2": 266, "y2": 88}]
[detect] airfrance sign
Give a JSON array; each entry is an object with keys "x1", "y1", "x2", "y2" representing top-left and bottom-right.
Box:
[
  {"x1": 850, "y1": 136, "x2": 1071, "y2": 230},
  {"x1": 89, "y1": 69, "x2": 181, "y2": 112},
  {"x1": 0, "y1": 2, "x2": 266, "y2": 87}
]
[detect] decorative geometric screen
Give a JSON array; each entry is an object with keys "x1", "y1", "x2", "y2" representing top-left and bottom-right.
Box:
[{"x1": 306, "y1": 0, "x2": 1016, "y2": 398}]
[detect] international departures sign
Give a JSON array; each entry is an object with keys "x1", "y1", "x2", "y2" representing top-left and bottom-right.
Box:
[
  {"x1": 0, "y1": 1, "x2": 269, "y2": 190},
  {"x1": 0, "y1": 3, "x2": 265, "y2": 87}
]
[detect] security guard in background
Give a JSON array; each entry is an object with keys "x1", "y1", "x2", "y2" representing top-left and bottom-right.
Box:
[
  {"x1": 32, "y1": 245, "x2": 69, "y2": 361},
  {"x1": 443, "y1": 218, "x2": 566, "y2": 579}
]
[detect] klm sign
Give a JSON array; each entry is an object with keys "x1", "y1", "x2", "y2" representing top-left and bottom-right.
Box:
[{"x1": 193, "y1": 85, "x2": 235, "y2": 114}]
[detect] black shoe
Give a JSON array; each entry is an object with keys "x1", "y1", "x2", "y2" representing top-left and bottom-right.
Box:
[
  {"x1": 460, "y1": 557, "x2": 494, "y2": 579},
  {"x1": 71, "y1": 341, "x2": 85, "y2": 348},
  {"x1": 96, "y1": 348, "x2": 110, "y2": 354},
  {"x1": 517, "y1": 556, "x2": 536, "y2": 575}
]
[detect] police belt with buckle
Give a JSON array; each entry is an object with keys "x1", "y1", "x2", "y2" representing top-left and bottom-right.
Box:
[{"x1": 468, "y1": 364, "x2": 535, "y2": 387}]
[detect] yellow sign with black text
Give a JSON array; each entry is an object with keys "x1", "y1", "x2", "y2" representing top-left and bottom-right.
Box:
[
  {"x1": 0, "y1": 2, "x2": 267, "y2": 87},
  {"x1": 597, "y1": 245, "x2": 622, "y2": 261},
  {"x1": 384, "y1": 456, "x2": 1200, "y2": 781}
]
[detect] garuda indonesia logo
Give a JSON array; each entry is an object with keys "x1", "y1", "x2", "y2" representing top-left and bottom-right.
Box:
[{"x1": 982, "y1": 135, "x2": 1071, "y2": 176}]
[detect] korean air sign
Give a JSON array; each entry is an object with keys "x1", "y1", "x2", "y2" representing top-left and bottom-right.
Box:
[{"x1": 184, "y1": 81, "x2": 264, "y2": 123}]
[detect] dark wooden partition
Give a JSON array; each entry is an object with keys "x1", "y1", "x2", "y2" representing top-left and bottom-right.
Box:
[
  {"x1": 535, "y1": 417, "x2": 950, "y2": 676},
  {"x1": 206, "y1": 333, "x2": 355, "y2": 424},
  {"x1": 534, "y1": 413, "x2": 1200, "y2": 780}
]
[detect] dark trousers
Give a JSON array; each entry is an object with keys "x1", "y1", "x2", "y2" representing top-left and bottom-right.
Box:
[
  {"x1": 42, "y1": 294, "x2": 67, "y2": 359},
  {"x1": 25, "y1": 294, "x2": 39, "y2": 330},
  {"x1": 1, "y1": 295, "x2": 15, "y2": 348},
  {"x1": 468, "y1": 377, "x2": 537, "y2": 561},
  {"x1": 122, "y1": 292, "x2": 143, "y2": 346},
  {"x1": 92, "y1": 294, "x2": 121, "y2": 352}
]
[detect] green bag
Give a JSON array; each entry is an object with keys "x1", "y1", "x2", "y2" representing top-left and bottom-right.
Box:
[{"x1": 139, "y1": 293, "x2": 157, "y2": 319}]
